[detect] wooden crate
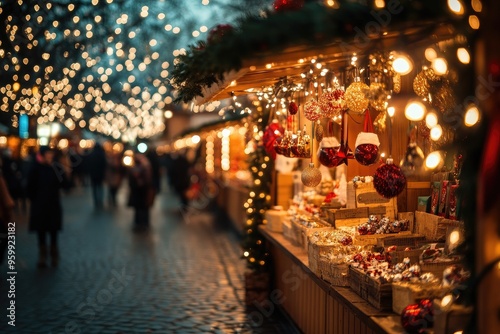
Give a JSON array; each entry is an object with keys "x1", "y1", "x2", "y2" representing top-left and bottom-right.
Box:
[
  {"x1": 353, "y1": 231, "x2": 412, "y2": 246},
  {"x1": 386, "y1": 246, "x2": 422, "y2": 265},
  {"x1": 326, "y1": 207, "x2": 369, "y2": 228},
  {"x1": 349, "y1": 267, "x2": 393, "y2": 310},
  {"x1": 354, "y1": 182, "x2": 397, "y2": 219},
  {"x1": 420, "y1": 258, "x2": 463, "y2": 278},
  {"x1": 415, "y1": 211, "x2": 463, "y2": 241},
  {"x1": 392, "y1": 282, "x2": 451, "y2": 314},
  {"x1": 434, "y1": 303, "x2": 473, "y2": 334},
  {"x1": 282, "y1": 219, "x2": 295, "y2": 244},
  {"x1": 321, "y1": 262, "x2": 350, "y2": 287},
  {"x1": 376, "y1": 234, "x2": 426, "y2": 248}
]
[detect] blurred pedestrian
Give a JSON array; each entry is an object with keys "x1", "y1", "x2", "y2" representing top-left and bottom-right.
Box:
[
  {"x1": 167, "y1": 151, "x2": 191, "y2": 209},
  {"x1": 26, "y1": 146, "x2": 69, "y2": 268},
  {"x1": 1, "y1": 148, "x2": 23, "y2": 209},
  {"x1": 87, "y1": 142, "x2": 107, "y2": 209},
  {"x1": 106, "y1": 152, "x2": 125, "y2": 207},
  {"x1": 0, "y1": 158, "x2": 15, "y2": 265},
  {"x1": 127, "y1": 153, "x2": 155, "y2": 231}
]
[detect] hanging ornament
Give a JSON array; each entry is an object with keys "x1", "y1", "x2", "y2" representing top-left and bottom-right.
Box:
[
  {"x1": 288, "y1": 101, "x2": 299, "y2": 115},
  {"x1": 298, "y1": 125, "x2": 311, "y2": 158},
  {"x1": 317, "y1": 113, "x2": 353, "y2": 167},
  {"x1": 345, "y1": 78, "x2": 369, "y2": 114},
  {"x1": 315, "y1": 121, "x2": 324, "y2": 142},
  {"x1": 373, "y1": 110, "x2": 387, "y2": 133},
  {"x1": 263, "y1": 120, "x2": 284, "y2": 160},
  {"x1": 304, "y1": 98, "x2": 322, "y2": 122},
  {"x1": 367, "y1": 81, "x2": 389, "y2": 112},
  {"x1": 418, "y1": 120, "x2": 430, "y2": 140},
  {"x1": 400, "y1": 125, "x2": 425, "y2": 176},
  {"x1": 355, "y1": 111, "x2": 380, "y2": 166},
  {"x1": 393, "y1": 73, "x2": 402, "y2": 93},
  {"x1": 273, "y1": 0, "x2": 305, "y2": 11},
  {"x1": 374, "y1": 158, "x2": 407, "y2": 198},
  {"x1": 301, "y1": 163, "x2": 322, "y2": 187},
  {"x1": 400, "y1": 301, "x2": 433, "y2": 334},
  {"x1": 432, "y1": 83, "x2": 456, "y2": 114},
  {"x1": 207, "y1": 24, "x2": 234, "y2": 45},
  {"x1": 318, "y1": 86, "x2": 345, "y2": 118},
  {"x1": 273, "y1": 130, "x2": 290, "y2": 156}
]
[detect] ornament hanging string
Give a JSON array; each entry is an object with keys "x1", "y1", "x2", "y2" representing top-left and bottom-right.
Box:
[
  {"x1": 387, "y1": 108, "x2": 393, "y2": 158},
  {"x1": 364, "y1": 109, "x2": 374, "y2": 133}
]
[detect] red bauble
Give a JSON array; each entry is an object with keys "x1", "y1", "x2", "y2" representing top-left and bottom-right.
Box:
[
  {"x1": 273, "y1": 0, "x2": 304, "y2": 12},
  {"x1": 207, "y1": 24, "x2": 233, "y2": 44},
  {"x1": 264, "y1": 121, "x2": 284, "y2": 159},
  {"x1": 288, "y1": 101, "x2": 299, "y2": 115},
  {"x1": 318, "y1": 144, "x2": 353, "y2": 168},
  {"x1": 304, "y1": 99, "x2": 322, "y2": 122},
  {"x1": 355, "y1": 144, "x2": 379, "y2": 166},
  {"x1": 401, "y1": 303, "x2": 430, "y2": 334},
  {"x1": 374, "y1": 160, "x2": 407, "y2": 198}
]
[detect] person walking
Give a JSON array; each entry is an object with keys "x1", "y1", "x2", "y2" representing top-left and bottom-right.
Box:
[
  {"x1": 87, "y1": 142, "x2": 107, "y2": 209},
  {"x1": 127, "y1": 153, "x2": 155, "y2": 231},
  {"x1": 106, "y1": 152, "x2": 125, "y2": 207},
  {"x1": 26, "y1": 147, "x2": 68, "y2": 268}
]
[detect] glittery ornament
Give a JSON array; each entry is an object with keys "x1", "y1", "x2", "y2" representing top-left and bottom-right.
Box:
[
  {"x1": 345, "y1": 80, "x2": 369, "y2": 114},
  {"x1": 304, "y1": 98, "x2": 322, "y2": 121},
  {"x1": 432, "y1": 84, "x2": 456, "y2": 114},
  {"x1": 207, "y1": 24, "x2": 234, "y2": 45},
  {"x1": 288, "y1": 101, "x2": 299, "y2": 115},
  {"x1": 401, "y1": 304, "x2": 430, "y2": 334},
  {"x1": 263, "y1": 120, "x2": 284, "y2": 160},
  {"x1": 273, "y1": 0, "x2": 304, "y2": 12},
  {"x1": 400, "y1": 142, "x2": 425, "y2": 176},
  {"x1": 374, "y1": 158, "x2": 407, "y2": 198},
  {"x1": 315, "y1": 122, "x2": 324, "y2": 142},
  {"x1": 373, "y1": 111, "x2": 387, "y2": 133},
  {"x1": 367, "y1": 82, "x2": 389, "y2": 112},
  {"x1": 299, "y1": 125, "x2": 311, "y2": 158},
  {"x1": 393, "y1": 74, "x2": 401, "y2": 93},
  {"x1": 355, "y1": 111, "x2": 380, "y2": 166},
  {"x1": 318, "y1": 88, "x2": 345, "y2": 118},
  {"x1": 301, "y1": 163, "x2": 322, "y2": 187}
]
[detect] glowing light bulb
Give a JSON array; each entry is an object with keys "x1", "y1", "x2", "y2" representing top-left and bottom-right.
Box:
[
  {"x1": 425, "y1": 48, "x2": 437, "y2": 61},
  {"x1": 432, "y1": 58, "x2": 448, "y2": 75},
  {"x1": 405, "y1": 101, "x2": 426, "y2": 121},
  {"x1": 425, "y1": 151, "x2": 444, "y2": 170},
  {"x1": 430, "y1": 124, "x2": 443, "y2": 141},
  {"x1": 387, "y1": 106, "x2": 395, "y2": 117},
  {"x1": 392, "y1": 54, "x2": 413, "y2": 75},
  {"x1": 425, "y1": 112, "x2": 438, "y2": 128},
  {"x1": 464, "y1": 105, "x2": 480, "y2": 126},
  {"x1": 457, "y1": 48, "x2": 470, "y2": 64},
  {"x1": 448, "y1": 0, "x2": 464, "y2": 15}
]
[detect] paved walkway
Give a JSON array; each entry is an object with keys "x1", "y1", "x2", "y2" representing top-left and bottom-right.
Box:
[{"x1": 0, "y1": 181, "x2": 299, "y2": 334}]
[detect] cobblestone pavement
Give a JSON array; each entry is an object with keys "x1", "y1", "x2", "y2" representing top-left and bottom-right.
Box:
[{"x1": 0, "y1": 183, "x2": 299, "y2": 334}]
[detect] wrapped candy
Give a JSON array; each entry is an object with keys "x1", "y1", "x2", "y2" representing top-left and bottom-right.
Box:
[{"x1": 443, "y1": 265, "x2": 469, "y2": 286}]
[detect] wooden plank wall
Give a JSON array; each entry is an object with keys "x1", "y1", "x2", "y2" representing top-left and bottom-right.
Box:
[
  {"x1": 270, "y1": 243, "x2": 382, "y2": 334},
  {"x1": 271, "y1": 244, "x2": 327, "y2": 334}
]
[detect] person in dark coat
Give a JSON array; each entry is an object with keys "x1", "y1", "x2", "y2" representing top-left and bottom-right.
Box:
[
  {"x1": 26, "y1": 147, "x2": 68, "y2": 268},
  {"x1": 127, "y1": 153, "x2": 155, "y2": 231},
  {"x1": 87, "y1": 142, "x2": 107, "y2": 209},
  {"x1": 168, "y1": 151, "x2": 191, "y2": 209}
]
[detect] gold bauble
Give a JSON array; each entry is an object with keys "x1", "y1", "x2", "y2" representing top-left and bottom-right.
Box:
[
  {"x1": 392, "y1": 74, "x2": 401, "y2": 94},
  {"x1": 304, "y1": 98, "x2": 322, "y2": 122},
  {"x1": 345, "y1": 81, "x2": 369, "y2": 114},
  {"x1": 432, "y1": 84, "x2": 456, "y2": 114},
  {"x1": 367, "y1": 82, "x2": 388, "y2": 112},
  {"x1": 301, "y1": 163, "x2": 322, "y2": 187},
  {"x1": 315, "y1": 122, "x2": 324, "y2": 142},
  {"x1": 373, "y1": 110, "x2": 387, "y2": 133}
]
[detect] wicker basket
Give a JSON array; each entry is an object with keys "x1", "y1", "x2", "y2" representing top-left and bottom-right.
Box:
[
  {"x1": 420, "y1": 258, "x2": 463, "y2": 278},
  {"x1": 392, "y1": 282, "x2": 451, "y2": 314},
  {"x1": 354, "y1": 231, "x2": 412, "y2": 246},
  {"x1": 321, "y1": 262, "x2": 350, "y2": 286},
  {"x1": 282, "y1": 219, "x2": 295, "y2": 245},
  {"x1": 349, "y1": 266, "x2": 393, "y2": 310},
  {"x1": 291, "y1": 219, "x2": 331, "y2": 250},
  {"x1": 415, "y1": 211, "x2": 463, "y2": 241}
]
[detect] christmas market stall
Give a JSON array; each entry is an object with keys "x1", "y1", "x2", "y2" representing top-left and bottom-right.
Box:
[{"x1": 171, "y1": 1, "x2": 499, "y2": 333}]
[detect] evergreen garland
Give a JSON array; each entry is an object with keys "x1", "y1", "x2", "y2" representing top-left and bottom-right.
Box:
[
  {"x1": 171, "y1": 0, "x2": 467, "y2": 103},
  {"x1": 241, "y1": 110, "x2": 273, "y2": 272}
]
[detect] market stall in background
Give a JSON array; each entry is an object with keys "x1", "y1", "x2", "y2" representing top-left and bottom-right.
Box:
[{"x1": 170, "y1": 0, "x2": 499, "y2": 333}]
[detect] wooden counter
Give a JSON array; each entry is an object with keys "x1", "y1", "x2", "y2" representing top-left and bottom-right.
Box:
[{"x1": 259, "y1": 226, "x2": 405, "y2": 334}]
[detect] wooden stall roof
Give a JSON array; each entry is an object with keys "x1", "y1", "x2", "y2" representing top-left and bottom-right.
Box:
[{"x1": 195, "y1": 21, "x2": 457, "y2": 105}]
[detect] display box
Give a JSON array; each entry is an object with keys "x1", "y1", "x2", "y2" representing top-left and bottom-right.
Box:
[
  {"x1": 392, "y1": 282, "x2": 451, "y2": 314},
  {"x1": 354, "y1": 182, "x2": 397, "y2": 219},
  {"x1": 415, "y1": 211, "x2": 462, "y2": 241},
  {"x1": 349, "y1": 266, "x2": 393, "y2": 311}
]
